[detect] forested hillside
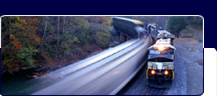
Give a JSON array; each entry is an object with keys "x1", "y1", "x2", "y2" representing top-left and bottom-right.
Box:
[
  {"x1": 1, "y1": 16, "x2": 112, "y2": 74},
  {"x1": 2, "y1": 16, "x2": 203, "y2": 76},
  {"x1": 166, "y1": 16, "x2": 203, "y2": 38}
]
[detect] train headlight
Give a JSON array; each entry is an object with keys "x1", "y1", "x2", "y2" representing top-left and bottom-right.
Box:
[
  {"x1": 164, "y1": 70, "x2": 169, "y2": 75},
  {"x1": 157, "y1": 45, "x2": 166, "y2": 52},
  {"x1": 151, "y1": 70, "x2": 156, "y2": 75}
]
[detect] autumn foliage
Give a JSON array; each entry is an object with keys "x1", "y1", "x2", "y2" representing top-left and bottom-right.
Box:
[
  {"x1": 1, "y1": 16, "x2": 112, "y2": 74},
  {"x1": 1, "y1": 16, "x2": 40, "y2": 73}
]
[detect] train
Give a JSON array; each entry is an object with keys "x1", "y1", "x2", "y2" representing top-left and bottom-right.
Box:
[
  {"x1": 146, "y1": 30, "x2": 176, "y2": 88},
  {"x1": 147, "y1": 24, "x2": 160, "y2": 41},
  {"x1": 112, "y1": 17, "x2": 146, "y2": 39},
  {"x1": 111, "y1": 17, "x2": 176, "y2": 88}
]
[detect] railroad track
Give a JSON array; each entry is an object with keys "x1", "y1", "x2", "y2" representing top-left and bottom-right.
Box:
[
  {"x1": 144, "y1": 87, "x2": 168, "y2": 95},
  {"x1": 117, "y1": 61, "x2": 169, "y2": 95}
]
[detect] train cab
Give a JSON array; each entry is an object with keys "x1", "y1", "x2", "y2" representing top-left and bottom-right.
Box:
[{"x1": 146, "y1": 35, "x2": 176, "y2": 88}]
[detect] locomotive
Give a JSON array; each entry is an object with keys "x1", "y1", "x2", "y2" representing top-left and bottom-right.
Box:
[
  {"x1": 146, "y1": 30, "x2": 176, "y2": 88},
  {"x1": 147, "y1": 24, "x2": 159, "y2": 41}
]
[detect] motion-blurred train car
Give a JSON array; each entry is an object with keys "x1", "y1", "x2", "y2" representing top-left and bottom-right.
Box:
[{"x1": 112, "y1": 17, "x2": 146, "y2": 38}]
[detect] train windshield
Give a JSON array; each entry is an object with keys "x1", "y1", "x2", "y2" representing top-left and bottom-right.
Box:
[{"x1": 148, "y1": 48, "x2": 175, "y2": 61}]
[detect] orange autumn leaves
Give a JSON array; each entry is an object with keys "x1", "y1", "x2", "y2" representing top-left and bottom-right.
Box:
[
  {"x1": 2, "y1": 16, "x2": 112, "y2": 74},
  {"x1": 10, "y1": 34, "x2": 22, "y2": 49},
  {"x1": 10, "y1": 16, "x2": 41, "y2": 49},
  {"x1": 1, "y1": 16, "x2": 42, "y2": 73}
]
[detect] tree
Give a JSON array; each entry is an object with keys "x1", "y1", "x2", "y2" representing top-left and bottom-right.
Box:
[
  {"x1": 1, "y1": 16, "x2": 112, "y2": 74},
  {"x1": 62, "y1": 16, "x2": 66, "y2": 40},
  {"x1": 41, "y1": 16, "x2": 48, "y2": 51},
  {"x1": 166, "y1": 16, "x2": 188, "y2": 38},
  {"x1": 57, "y1": 16, "x2": 60, "y2": 61},
  {"x1": 1, "y1": 16, "x2": 40, "y2": 73},
  {"x1": 185, "y1": 16, "x2": 203, "y2": 30}
]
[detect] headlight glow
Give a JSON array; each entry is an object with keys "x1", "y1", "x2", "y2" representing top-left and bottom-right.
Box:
[
  {"x1": 151, "y1": 70, "x2": 156, "y2": 75},
  {"x1": 164, "y1": 70, "x2": 169, "y2": 75}
]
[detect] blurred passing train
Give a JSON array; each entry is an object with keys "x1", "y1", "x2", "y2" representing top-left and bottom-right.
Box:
[
  {"x1": 112, "y1": 17, "x2": 146, "y2": 39},
  {"x1": 146, "y1": 30, "x2": 176, "y2": 88}
]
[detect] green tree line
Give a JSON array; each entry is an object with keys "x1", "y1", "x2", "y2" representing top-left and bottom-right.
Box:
[{"x1": 166, "y1": 16, "x2": 203, "y2": 38}]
